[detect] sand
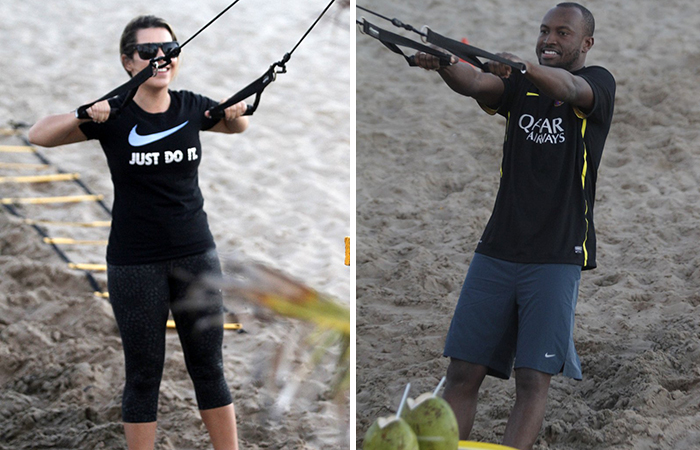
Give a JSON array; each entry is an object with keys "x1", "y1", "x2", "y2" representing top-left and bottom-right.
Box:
[
  {"x1": 357, "y1": 0, "x2": 700, "y2": 449},
  {"x1": 0, "y1": 0, "x2": 350, "y2": 448}
]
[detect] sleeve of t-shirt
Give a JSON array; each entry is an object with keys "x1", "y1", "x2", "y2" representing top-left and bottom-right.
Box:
[
  {"x1": 79, "y1": 120, "x2": 100, "y2": 140},
  {"x1": 478, "y1": 72, "x2": 520, "y2": 117},
  {"x1": 574, "y1": 66, "x2": 616, "y2": 125},
  {"x1": 191, "y1": 92, "x2": 222, "y2": 131},
  {"x1": 78, "y1": 96, "x2": 122, "y2": 140}
]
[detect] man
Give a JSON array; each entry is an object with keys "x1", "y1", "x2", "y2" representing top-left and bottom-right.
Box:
[{"x1": 414, "y1": 3, "x2": 615, "y2": 449}]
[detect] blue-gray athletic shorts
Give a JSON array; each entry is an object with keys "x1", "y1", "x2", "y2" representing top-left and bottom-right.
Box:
[{"x1": 443, "y1": 253, "x2": 582, "y2": 380}]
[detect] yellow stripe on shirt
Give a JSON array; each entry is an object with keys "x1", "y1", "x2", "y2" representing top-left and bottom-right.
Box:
[
  {"x1": 579, "y1": 116, "x2": 589, "y2": 266},
  {"x1": 580, "y1": 118, "x2": 588, "y2": 188}
]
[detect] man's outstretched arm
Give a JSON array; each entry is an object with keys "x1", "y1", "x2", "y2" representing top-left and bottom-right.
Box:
[
  {"x1": 488, "y1": 54, "x2": 594, "y2": 112},
  {"x1": 413, "y1": 52, "x2": 505, "y2": 109}
]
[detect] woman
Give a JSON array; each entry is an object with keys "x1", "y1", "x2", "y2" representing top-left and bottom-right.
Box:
[{"x1": 28, "y1": 15, "x2": 246, "y2": 450}]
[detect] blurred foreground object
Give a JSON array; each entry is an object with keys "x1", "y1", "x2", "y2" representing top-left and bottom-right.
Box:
[
  {"x1": 224, "y1": 258, "x2": 349, "y2": 335},
  {"x1": 218, "y1": 257, "x2": 350, "y2": 408}
]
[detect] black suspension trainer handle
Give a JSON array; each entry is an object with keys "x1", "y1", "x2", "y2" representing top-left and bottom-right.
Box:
[
  {"x1": 406, "y1": 54, "x2": 453, "y2": 67},
  {"x1": 206, "y1": 62, "x2": 281, "y2": 120},
  {"x1": 208, "y1": 103, "x2": 255, "y2": 120},
  {"x1": 75, "y1": 88, "x2": 137, "y2": 120},
  {"x1": 74, "y1": 63, "x2": 156, "y2": 120},
  {"x1": 75, "y1": 107, "x2": 117, "y2": 121},
  {"x1": 421, "y1": 27, "x2": 527, "y2": 73}
]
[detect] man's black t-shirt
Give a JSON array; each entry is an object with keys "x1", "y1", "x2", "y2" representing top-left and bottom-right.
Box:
[
  {"x1": 80, "y1": 90, "x2": 220, "y2": 265},
  {"x1": 476, "y1": 66, "x2": 615, "y2": 270}
]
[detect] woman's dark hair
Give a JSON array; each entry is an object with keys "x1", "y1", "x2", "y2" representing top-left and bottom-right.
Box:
[{"x1": 119, "y1": 15, "x2": 177, "y2": 75}]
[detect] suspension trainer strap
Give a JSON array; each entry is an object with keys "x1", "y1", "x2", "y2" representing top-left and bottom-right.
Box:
[
  {"x1": 207, "y1": 0, "x2": 337, "y2": 119},
  {"x1": 177, "y1": 0, "x2": 244, "y2": 49},
  {"x1": 422, "y1": 27, "x2": 526, "y2": 73},
  {"x1": 207, "y1": 65, "x2": 278, "y2": 119},
  {"x1": 357, "y1": 18, "x2": 455, "y2": 68},
  {"x1": 356, "y1": 4, "x2": 527, "y2": 73},
  {"x1": 286, "y1": 0, "x2": 337, "y2": 58},
  {"x1": 75, "y1": 63, "x2": 156, "y2": 119}
]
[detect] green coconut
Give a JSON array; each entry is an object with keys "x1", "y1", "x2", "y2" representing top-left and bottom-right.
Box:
[
  {"x1": 363, "y1": 415, "x2": 420, "y2": 450},
  {"x1": 402, "y1": 392, "x2": 459, "y2": 450}
]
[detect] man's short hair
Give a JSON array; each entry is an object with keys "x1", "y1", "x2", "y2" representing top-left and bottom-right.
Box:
[{"x1": 556, "y1": 2, "x2": 595, "y2": 37}]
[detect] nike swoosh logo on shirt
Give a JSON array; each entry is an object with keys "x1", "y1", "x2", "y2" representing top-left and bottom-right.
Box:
[{"x1": 128, "y1": 121, "x2": 189, "y2": 147}]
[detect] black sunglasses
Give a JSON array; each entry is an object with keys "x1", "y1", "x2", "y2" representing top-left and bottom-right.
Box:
[{"x1": 129, "y1": 41, "x2": 180, "y2": 60}]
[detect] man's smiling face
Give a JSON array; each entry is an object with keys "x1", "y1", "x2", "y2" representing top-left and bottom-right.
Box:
[{"x1": 536, "y1": 6, "x2": 592, "y2": 72}]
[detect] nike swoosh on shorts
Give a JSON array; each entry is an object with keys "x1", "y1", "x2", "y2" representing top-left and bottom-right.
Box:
[{"x1": 128, "y1": 121, "x2": 189, "y2": 147}]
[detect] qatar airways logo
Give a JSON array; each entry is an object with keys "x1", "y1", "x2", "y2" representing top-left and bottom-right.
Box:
[{"x1": 518, "y1": 114, "x2": 566, "y2": 144}]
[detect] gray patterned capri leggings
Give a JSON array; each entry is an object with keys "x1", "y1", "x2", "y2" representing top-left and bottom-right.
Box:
[{"x1": 107, "y1": 249, "x2": 232, "y2": 423}]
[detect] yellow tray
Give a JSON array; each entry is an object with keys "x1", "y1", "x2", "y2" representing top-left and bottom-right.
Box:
[{"x1": 459, "y1": 441, "x2": 517, "y2": 450}]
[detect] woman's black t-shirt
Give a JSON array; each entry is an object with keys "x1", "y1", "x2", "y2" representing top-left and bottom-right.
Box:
[{"x1": 80, "y1": 90, "x2": 220, "y2": 265}]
